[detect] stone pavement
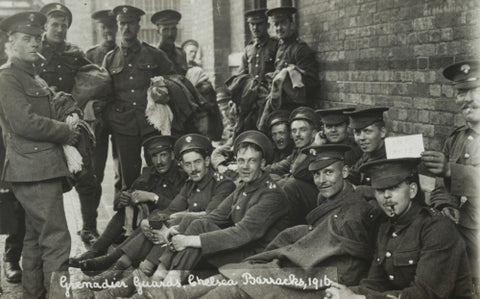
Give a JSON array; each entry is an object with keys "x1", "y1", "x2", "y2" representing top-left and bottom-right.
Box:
[{"x1": 0, "y1": 154, "x2": 118, "y2": 299}]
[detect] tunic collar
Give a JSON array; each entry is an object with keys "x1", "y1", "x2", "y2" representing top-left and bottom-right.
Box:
[
  {"x1": 10, "y1": 57, "x2": 36, "y2": 76},
  {"x1": 121, "y1": 39, "x2": 141, "y2": 56},
  {"x1": 388, "y1": 200, "x2": 423, "y2": 235},
  {"x1": 241, "y1": 170, "x2": 270, "y2": 193},
  {"x1": 101, "y1": 40, "x2": 117, "y2": 51},
  {"x1": 253, "y1": 35, "x2": 270, "y2": 48},
  {"x1": 194, "y1": 167, "x2": 214, "y2": 191}
]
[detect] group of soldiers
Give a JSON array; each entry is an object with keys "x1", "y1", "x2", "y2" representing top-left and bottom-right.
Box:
[{"x1": 0, "y1": 1, "x2": 478, "y2": 299}]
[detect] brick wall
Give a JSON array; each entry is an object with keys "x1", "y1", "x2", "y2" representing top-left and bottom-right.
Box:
[{"x1": 296, "y1": 0, "x2": 480, "y2": 150}]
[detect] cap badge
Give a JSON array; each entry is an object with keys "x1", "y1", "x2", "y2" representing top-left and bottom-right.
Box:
[
  {"x1": 122, "y1": 7, "x2": 128, "y2": 13},
  {"x1": 186, "y1": 136, "x2": 192, "y2": 143},
  {"x1": 56, "y1": 4, "x2": 62, "y2": 10},
  {"x1": 461, "y1": 64, "x2": 471, "y2": 75},
  {"x1": 309, "y1": 148, "x2": 317, "y2": 156},
  {"x1": 108, "y1": 11, "x2": 114, "y2": 16},
  {"x1": 29, "y1": 14, "x2": 35, "y2": 22}
]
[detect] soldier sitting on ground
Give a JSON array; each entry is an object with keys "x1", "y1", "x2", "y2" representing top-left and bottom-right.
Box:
[{"x1": 324, "y1": 158, "x2": 474, "y2": 299}]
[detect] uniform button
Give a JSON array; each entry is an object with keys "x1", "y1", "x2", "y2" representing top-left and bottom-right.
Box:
[
  {"x1": 255, "y1": 75, "x2": 259, "y2": 78},
  {"x1": 376, "y1": 257, "x2": 380, "y2": 262},
  {"x1": 408, "y1": 260, "x2": 414, "y2": 265},
  {"x1": 242, "y1": 192, "x2": 247, "y2": 196},
  {"x1": 147, "y1": 65, "x2": 151, "y2": 68},
  {"x1": 132, "y1": 102, "x2": 136, "y2": 106},
  {"x1": 74, "y1": 57, "x2": 78, "y2": 61},
  {"x1": 366, "y1": 177, "x2": 371, "y2": 182},
  {"x1": 57, "y1": 65, "x2": 61, "y2": 69},
  {"x1": 385, "y1": 251, "x2": 392, "y2": 258},
  {"x1": 129, "y1": 76, "x2": 133, "y2": 80},
  {"x1": 196, "y1": 188, "x2": 200, "y2": 193},
  {"x1": 388, "y1": 275, "x2": 394, "y2": 280},
  {"x1": 162, "y1": 184, "x2": 167, "y2": 188},
  {"x1": 256, "y1": 54, "x2": 259, "y2": 57},
  {"x1": 369, "y1": 214, "x2": 374, "y2": 219},
  {"x1": 236, "y1": 205, "x2": 241, "y2": 210},
  {"x1": 255, "y1": 64, "x2": 259, "y2": 67},
  {"x1": 468, "y1": 136, "x2": 474, "y2": 140},
  {"x1": 34, "y1": 147, "x2": 38, "y2": 151},
  {"x1": 464, "y1": 153, "x2": 470, "y2": 159},
  {"x1": 131, "y1": 89, "x2": 135, "y2": 93},
  {"x1": 128, "y1": 63, "x2": 132, "y2": 67},
  {"x1": 58, "y1": 77, "x2": 62, "y2": 81},
  {"x1": 40, "y1": 63, "x2": 45, "y2": 67},
  {"x1": 333, "y1": 214, "x2": 338, "y2": 218},
  {"x1": 308, "y1": 225, "x2": 313, "y2": 231},
  {"x1": 193, "y1": 203, "x2": 198, "y2": 207},
  {"x1": 392, "y1": 232, "x2": 398, "y2": 238},
  {"x1": 35, "y1": 92, "x2": 39, "y2": 95}
]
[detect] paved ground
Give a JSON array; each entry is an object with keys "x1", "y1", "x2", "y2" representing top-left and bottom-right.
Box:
[{"x1": 0, "y1": 152, "x2": 118, "y2": 298}]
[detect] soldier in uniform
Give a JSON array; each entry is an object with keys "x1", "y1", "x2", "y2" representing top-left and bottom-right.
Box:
[
  {"x1": 145, "y1": 144, "x2": 382, "y2": 299},
  {"x1": 0, "y1": 16, "x2": 23, "y2": 286},
  {"x1": 86, "y1": 10, "x2": 122, "y2": 199},
  {"x1": 422, "y1": 61, "x2": 480, "y2": 292},
  {"x1": 0, "y1": 12, "x2": 79, "y2": 298},
  {"x1": 266, "y1": 5, "x2": 319, "y2": 109},
  {"x1": 89, "y1": 134, "x2": 236, "y2": 298},
  {"x1": 315, "y1": 107, "x2": 363, "y2": 166},
  {"x1": 267, "y1": 106, "x2": 319, "y2": 224},
  {"x1": 264, "y1": 109, "x2": 294, "y2": 163},
  {"x1": 325, "y1": 158, "x2": 474, "y2": 299},
  {"x1": 227, "y1": 6, "x2": 278, "y2": 135},
  {"x1": 103, "y1": 5, "x2": 176, "y2": 192},
  {"x1": 181, "y1": 39, "x2": 200, "y2": 68},
  {"x1": 345, "y1": 107, "x2": 389, "y2": 185},
  {"x1": 70, "y1": 134, "x2": 188, "y2": 270},
  {"x1": 37, "y1": 2, "x2": 101, "y2": 245},
  {"x1": 151, "y1": 9, "x2": 187, "y2": 75},
  {"x1": 141, "y1": 130, "x2": 290, "y2": 286}
]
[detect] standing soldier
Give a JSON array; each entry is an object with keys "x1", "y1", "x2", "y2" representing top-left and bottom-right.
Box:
[
  {"x1": 0, "y1": 16, "x2": 23, "y2": 286},
  {"x1": 266, "y1": 4, "x2": 319, "y2": 109},
  {"x1": 86, "y1": 10, "x2": 122, "y2": 218},
  {"x1": 226, "y1": 6, "x2": 278, "y2": 134},
  {"x1": 422, "y1": 61, "x2": 480, "y2": 293},
  {"x1": 103, "y1": 5, "x2": 175, "y2": 192},
  {"x1": 0, "y1": 12, "x2": 79, "y2": 298},
  {"x1": 151, "y1": 9, "x2": 187, "y2": 75},
  {"x1": 37, "y1": 2, "x2": 100, "y2": 246}
]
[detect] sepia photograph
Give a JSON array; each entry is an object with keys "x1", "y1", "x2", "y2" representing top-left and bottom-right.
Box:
[{"x1": 0, "y1": 0, "x2": 478, "y2": 298}]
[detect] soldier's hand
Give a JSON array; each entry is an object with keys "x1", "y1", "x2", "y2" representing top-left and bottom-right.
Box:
[
  {"x1": 167, "y1": 225, "x2": 180, "y2": 239},
  {"x1": 421, "y1": 151, "x2": 451, "y2": 178},
  {"x1": 324, "y1": 282, "x2": 365, "y2": 299},
  {"x1": 131, "y1": 190, "x2": 155, "y2": 204},
  {"x1": 171, "y1": 235, "x2": 190, "y2": 251},
  {"x1": 140, "y1": 219, "x2": 153, "y2": 239},
  {"x1": 442, "y1": 207, "x2": 460, "y2": 224},
  {"x1": 117, "y1": 191, "x2": 131, "y2": 208},
  {"x1": 66, "y1": 113, "x2": 80, "y2": 129},
  {"x1": 65, "y1": 127, "x2": 80, "y2": 146}
]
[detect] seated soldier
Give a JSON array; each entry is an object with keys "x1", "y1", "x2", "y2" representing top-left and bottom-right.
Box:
[
  {"x1": 267, "y1": 107, "x2": 320, "y2": 224},
  {"x1": 344, "y1": 107, "x2": 389, "y2": 186},
  {"x1": 69, "y1": 135, "x2": 187, "y2": 268},
  {"x1": 314, "y1": 107, "x2": 363, "y2": 166},
  {"x1": 86, "y1": 134, "x2": 235, "y2": 296},
  {"x1": 147, "y1": 131, "x2": 289, "y2": 284},
  {"x1": 263, "y1": 109, "x2": 294, "y2": 163},
  {"x1": 324, "y1": 158, "x2": 474, "y2": 299},
  {"x1": 129, "y1": 144, "x2": 383, "y2": 299}
]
